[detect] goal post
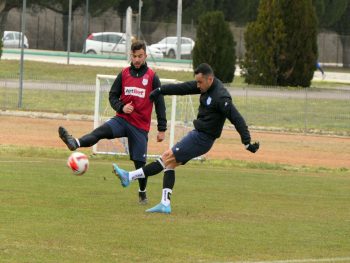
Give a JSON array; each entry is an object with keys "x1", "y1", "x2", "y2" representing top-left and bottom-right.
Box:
[{"x1": 93, "y1": 74, "x2": 197, "y2": 158}]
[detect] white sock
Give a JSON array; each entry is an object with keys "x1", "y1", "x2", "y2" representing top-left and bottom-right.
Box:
[
  {"x1": 161, "y1": 188, "x2": 172, "y2": 206},
  {"x1": 129, "y1": 168, "x2": 145, "y2": 181},
  {"x1": 75, "y1": 138, "x2": 80, "y2": 147}
]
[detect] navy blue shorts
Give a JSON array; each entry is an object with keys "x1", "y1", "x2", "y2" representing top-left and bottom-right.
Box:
[
  {"x1": 172, "y1": 130, "x2": 215, "y2": 164},
  {"x1": 106, "y1": 116, "x2": 148, "y2": 162}
]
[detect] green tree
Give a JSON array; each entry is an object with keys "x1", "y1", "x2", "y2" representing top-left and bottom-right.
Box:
[
  {"x1": 332, "y1": 3, "x2": 350, "y2": 67},
  {"x1": 180, "y1": 0, "x2": 259, "y2": 24},
  {"x1": 242, "y1": 0, "x2": 317, "y2": 87},
  {"x1": 225, "y1": 0, "x2": 259, "y2": 25},
  {"x1": 0, "y1": 0, "x2": 24, "y2": 38},
  {"x1": 193, "y1": 11, "x2": 236, "y2": 83},
  {"x1": 313, "y1": 0, "x2": 350, "y2": 67},
  {"x1": 0, "y1": 0, "x2": 133, "y2": 50},
  {"x1": 280, "y1": 0, "x2": 318, "y2": 86},
  {"x1": 241, "y1": 0, "x2": 286, "y2": 85},
  {"x1": 313, "y1": 0, "x2": 349, "y2": 27},
  {"x1": 113, "y1": 0, "x2": 138, "y2": 32},
  {"x1": 36, "y1": 0, "x2": 88, "y2": 50}
]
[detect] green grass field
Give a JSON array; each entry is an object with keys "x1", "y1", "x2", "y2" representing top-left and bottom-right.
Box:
[
  {"x1": 1, "y1": 147, "x2": 349, "y2": 262},
  {"x1": 1, "y1": 59, "x2": 349, "y2": 262}
]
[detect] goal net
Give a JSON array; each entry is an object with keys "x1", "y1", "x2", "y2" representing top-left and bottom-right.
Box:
[{"x1": 93, "y1": 74, "x2": 198, "y2": 158}]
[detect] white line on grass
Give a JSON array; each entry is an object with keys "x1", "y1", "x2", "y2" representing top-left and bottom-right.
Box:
[{"x1": 234, "y1": 257, "x2": 350, "y2": 263}]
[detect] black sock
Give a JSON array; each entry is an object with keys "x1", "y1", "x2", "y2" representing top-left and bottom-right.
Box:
[
  {"x1": 163, "y1": 169, "x2": 175, "y2": 189},
  {"x1": 79, "y1": 123, "x2": 113, "y2": 147},
  {"x1": 134, "y1": 160, "x2": 147, "y2": 191},
  {"x1": 142, "y1": 158, "x2": 164, "y2": 177}
]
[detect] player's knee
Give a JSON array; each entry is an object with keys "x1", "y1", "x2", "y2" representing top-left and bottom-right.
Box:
[
  {"x1": 166, "y1": 162, "x2": 179, "y2": 169},
  {"x1": 162, "y1": 149, "x2": 179, "y2": 169},
  {"x1": 161, "y1": 149, "x2": 173, "y2": 160}
]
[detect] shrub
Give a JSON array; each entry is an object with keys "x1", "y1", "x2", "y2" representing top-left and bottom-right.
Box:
[
  {"x1": 241, "y1": 0, "x2": 318, "y2": 87},
  {"x1": 193, "y1": 11, "x2": 236, "y2": 83}
]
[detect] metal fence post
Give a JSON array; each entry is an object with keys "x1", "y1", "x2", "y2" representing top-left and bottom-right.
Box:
[
  {"x1": 18, "y1": 0, "x2": 27, "y2": 109},
  {"x1": 304, "y1": 87, "x2": 308, "y2": 134}
]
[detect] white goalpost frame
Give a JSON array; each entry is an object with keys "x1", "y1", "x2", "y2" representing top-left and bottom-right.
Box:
[{"x1": 93, "y1": 74, "x2": 181, "y2": 157}]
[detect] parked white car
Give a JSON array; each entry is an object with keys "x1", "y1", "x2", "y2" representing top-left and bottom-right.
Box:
[
  {"x1": 150, "y1": 37, "x2": 195, "y2": 58},
  {"x1": 83, "y1": 32, "x2": 163, "y2": 59},
  {"x1": 2, "y1": 31, "x2": 29, "y2": 48}
]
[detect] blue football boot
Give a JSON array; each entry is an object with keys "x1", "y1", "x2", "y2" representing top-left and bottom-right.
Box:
[
  {"x1": 145, "y1": 203, "x2": 171, "y2": 214},
  {"x1": 112, "y1": 164, "x2": 130, "y2": 187}
]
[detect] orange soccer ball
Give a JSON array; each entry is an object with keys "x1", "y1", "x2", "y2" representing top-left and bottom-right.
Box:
[{"x1": 67, "y1": 152, "x2": 89, "y2": 175}]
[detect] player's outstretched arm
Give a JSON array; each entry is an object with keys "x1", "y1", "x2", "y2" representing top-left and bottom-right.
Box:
[
  {"x1": 219, "y1": 98, "x2": 260, "y2": 154},
  {"x1": 149, "y1": 81, "x2": 200, "y2": 102},
  {"x1": 149, "y1": 87, "x2": 162, "y2": 102}
]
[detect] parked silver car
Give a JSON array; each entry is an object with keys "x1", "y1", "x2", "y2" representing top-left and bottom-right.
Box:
[
  {"x1": 150, "y1": 37, "x2": 195, "y2": 58},
  {"x1": 83, "y1": 32, "x2": 163, "y2": 59},
  {"x1": 2, "y1": 31, "x2": 29, "y2": 48}
]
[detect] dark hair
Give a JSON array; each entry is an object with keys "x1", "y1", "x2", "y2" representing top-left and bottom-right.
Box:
[
  {"x1": 131, "y1": 40, "x2": 146, "y2": 53},
  {"x1": 194, "y1": 63, "x2": 214, "y2": 76}
]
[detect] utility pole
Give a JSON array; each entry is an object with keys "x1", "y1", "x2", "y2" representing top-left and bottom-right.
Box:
[
  {"x1": 126, "y1": 7, "x2": 132, "y2": 60},
  {"x1": 137, "y1": 0, "x2": 143, "y2": 40},
  {"x1": 67, "y1": 0, "x2": 72, "y2": 64},
  {"x1": 176, "y1": 0, "x2": 182, "y2": 60},
  {"x1": 83, "y1": 0, "x2": 89, "y2": 53},
  {"x1": 18, "y1": 0, "x2": 26, "y2": 108}
]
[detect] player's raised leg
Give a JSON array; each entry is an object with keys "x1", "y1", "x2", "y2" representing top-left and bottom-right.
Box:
[
  {"x1": 112, "y1": 164, "x2": 131, "y2": 187},
  {"x1": 113, "y1": 158, "x2": 165, "y2": 188}
]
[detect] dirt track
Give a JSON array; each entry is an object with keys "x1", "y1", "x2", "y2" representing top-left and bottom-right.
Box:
[{"x1": 1, "y1": 115, "x2": 349, "y2": 169}]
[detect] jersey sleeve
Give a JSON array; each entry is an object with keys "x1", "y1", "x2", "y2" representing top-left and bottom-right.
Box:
[
  {"x1": 153, "y1": 74, "x2": 167, "y2": 131},
  {"x1": 218, "y1": 97, "x2": 251, "y2": 145},
  {"x1": 109, "y1": 73, "x2": 124, "y2": 113},
  {"x1": 152, "y1": 74, "x2": 161, "y2": 90},
  {"x1": 161, "y1": 80, "x2": 200, "y2": 95}
]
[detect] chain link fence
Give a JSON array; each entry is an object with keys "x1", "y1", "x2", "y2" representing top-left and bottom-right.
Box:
[
  {"x1": 1, "y1": 77, "x2": 349, "y2": 136},
  {"x1": 1, "y1": 8, "x2": 349, "y2": 137}
]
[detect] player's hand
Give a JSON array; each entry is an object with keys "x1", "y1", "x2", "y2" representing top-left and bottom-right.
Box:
[
  {"x1": 149, "y1": 87, "x2": 162, "y2": 102},
  {"x1": 245, "y1": 142, "x2": 260, "y2": 153},
  {"x1": 157, "y1": 131, "x2": 165, "y2": 142},
  {"x1": 123, "y1": 102, "x2": 134, "y2": 114}
]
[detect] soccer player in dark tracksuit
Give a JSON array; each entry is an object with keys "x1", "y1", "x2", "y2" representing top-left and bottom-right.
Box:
[
  {"x1": 112, "y1": 63, "x2": 259, "y2": 214},
  {"x1": 58, "y1": 41, "x2": 167, "y2": 204}
]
